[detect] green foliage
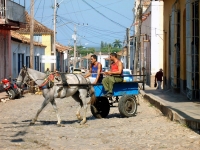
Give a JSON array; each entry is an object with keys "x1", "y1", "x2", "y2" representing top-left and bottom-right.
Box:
[
  {"x1": 100, "y1": 40, "x2": 122, "y2": 53},
  {"x1": 69, "y1": 39, "x2": 122, "y2": 56},
  {"x1": 69, "y1": 46, "x2": 95, "y2": 56},
  {"x1": 113, "y1": 39, "x2": 122, "y2": 48}
]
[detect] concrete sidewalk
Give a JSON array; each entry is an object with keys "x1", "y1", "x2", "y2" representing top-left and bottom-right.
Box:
[{"x1": 140, "y1": 85, "x2": 200, "y2": 131}]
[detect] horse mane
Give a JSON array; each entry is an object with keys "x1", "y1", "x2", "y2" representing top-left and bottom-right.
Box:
[{"x1": 27, "y1": 68, "x2": 47, "y2": 85}]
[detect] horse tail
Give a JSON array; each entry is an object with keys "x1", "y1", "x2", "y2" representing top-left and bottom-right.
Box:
[{"x1": 88, "y1": 85, "x2": 96, "y2": 105}]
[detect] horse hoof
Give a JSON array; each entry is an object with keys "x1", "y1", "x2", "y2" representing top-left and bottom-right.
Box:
[
  {"x1": 80, "y1": 120, "x2": 86, "y2": 125},
  {"x1": 57, "y1": 124, "x2": 65, "y2": 127},
  {"x1": 76, "y1": 115, "x2": 83, "y2": 121},
  {"x1": 57, "y1": 124, "x2": 61, "y2": 127}
]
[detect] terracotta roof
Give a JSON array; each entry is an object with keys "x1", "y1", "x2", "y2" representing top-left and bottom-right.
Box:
[
  {"x1": 17, "y1": 12, "x2": 53, "y2": 34},
  {"x1": 11, "y1": 31, "x2": 46, "y2": 47},
  {"x1": 56, "y1": 42, "x2": 73, "y2": 52}
]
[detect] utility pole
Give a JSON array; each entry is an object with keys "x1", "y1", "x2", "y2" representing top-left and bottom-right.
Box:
[
  {"x1": 53, "y1": 0, "x2": 57, "y2": 71},
  {"x1": 30, "y1": 0, "x2": 35, "y2": 93},
  {"x1": 134, "y1": 0, "x2": 142, "y2": 76},
  {"x1": 73, "y1": 25, "x2": 77, "y2": 68},
  {"x1": 30, "y1": 0, "x2": 34, "y2": 69},
  {"x1": 127, "y1": 28, "x2": 130, "y2": 69}
]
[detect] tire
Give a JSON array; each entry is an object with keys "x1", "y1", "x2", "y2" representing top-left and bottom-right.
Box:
[
  {"x1": 118, "y1": 95, "x2": 137, "y2": 117},
  {"x1": 90, "y1": 97, "x2": 110, "y2": 118},
  {"x1": 15, "y1": 92, "x2": 22, "y2": 99},
  {"x1": 8, "y1": 90, "x2": 16, "y2": 100}
]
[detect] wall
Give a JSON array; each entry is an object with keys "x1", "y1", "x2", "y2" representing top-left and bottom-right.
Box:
[
  {"x1": 140, "y1": 1, "x2": 164, "y2": 87},
  {"x1": 151, "y1": 1, "x2": 164, "y2": 74},
  {"x1": 97, "y1": 55, "x2": 109, "y2": 68},
  {"x1": 0, "y1": 30, "x2": 11, "y2": 91},
  {"x1": 22, "y1": 34, "x2": 52, "y2": 71},
  {"x1": 11, "y1": 41, "x2": 45, "y2": 79},
  {"x1": 42, "y1": 34, "x2": 52, "y2": 70},
  {"x1": 141, "y1": 5, "x2": 152, "y2": 86},
  {"x1": 163, "y1": 0, "x2": 175, "y2": 89},
  {"x1": 0, "y1": 30, "x2": 11, "y2": 77},
  {"x1": 163, "y1": 0, "x2": 186, "y2": 93}
]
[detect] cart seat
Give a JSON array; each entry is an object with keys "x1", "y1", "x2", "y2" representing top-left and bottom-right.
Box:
[{"x1": 93, "y1": 82, "x2": 139, "y2": 97}]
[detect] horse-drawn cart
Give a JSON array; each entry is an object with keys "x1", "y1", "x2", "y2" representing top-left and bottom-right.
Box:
[{"x1": 91, "y1": 82, "x2": 139, "y2": 118}]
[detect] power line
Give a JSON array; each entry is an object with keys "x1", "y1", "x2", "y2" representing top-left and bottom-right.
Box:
[
  {"x1": 82, "y1": 0, "x2": 126, "y2": 29},
  {"x1": 57, "y1": 16, "x2": 126, "y2": 41},
  {"x1": 91, "y1": 0, "x2": 132, "y2": 21},
  {"x1": 76, "y1": 0, "x2": 86, "y2": 22},
  {"x1": 58, "y1": 0, "x2": 125, "y2": 16},
  {"x1": 70, "y1": 0, "x2": 80, "y2": 23},
  {"x1": 41, "y1": 0, "x2": 45, "y2": 23},
  {"x1": 34, "y1": 0, "x2": 42, "y2": 17}
]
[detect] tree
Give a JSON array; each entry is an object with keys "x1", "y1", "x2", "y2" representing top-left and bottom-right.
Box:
[
  {"x1": 113, "y1": 39, "x2": 122, "y2": 48},
  {"x1": 101, "y1": 41, "x2": 104, "y2": 49}
]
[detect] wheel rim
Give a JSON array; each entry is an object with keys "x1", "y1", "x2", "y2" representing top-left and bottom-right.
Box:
[{"x1": 125, "y1": 98, "x2": 136, "y2": 114}]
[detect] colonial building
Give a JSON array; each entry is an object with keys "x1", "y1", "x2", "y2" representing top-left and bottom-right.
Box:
[
  {"x1": 163, "y1": 0, "x2": 199, "y2": 100},
  {"x1": 0, "y1": 0, "x2": 25, "y2": 81},
  {"x1": 134, "y1": 0, "x2": 164, "y2": 86},
  {"x1": 11, "y1": 31, "x2": 46, "y2": 78},
  {"x1": 17, "y1": 12, "x2": 71, "y2": 72}
]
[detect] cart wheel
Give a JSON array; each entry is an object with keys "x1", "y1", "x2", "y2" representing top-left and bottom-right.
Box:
[
  {"x1": 118, "y1": 95, "x2": 137, "y2": 117},
  {"x1": 90, "y1": 97, "x2": 110, "y2": 118}
]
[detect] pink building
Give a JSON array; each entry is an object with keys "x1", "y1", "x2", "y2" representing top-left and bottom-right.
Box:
[{"x1": 0, "y1": 0, "x2": 25, "y2": 91}]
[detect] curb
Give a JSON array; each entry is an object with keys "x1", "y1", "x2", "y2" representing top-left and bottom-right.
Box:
[{"x1": 140, "y1": 91, "x2": 200, "y2": 131}]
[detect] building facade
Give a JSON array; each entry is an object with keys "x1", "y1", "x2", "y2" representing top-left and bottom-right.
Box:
[
  {"x1": 11, "y1": 31, "x2": 46, "y2": 78},
  {"x1": 17, "y1": 12, "x2": 71, "y2": 72},
  {"x1": 0, "y1": 0, "x2": 25, "y2": 91},
  {"x1": 163, "y1": 0, "x2": 200, "y2": 100},
  {"x1": 134, "y1": 0, "x2": 164, "y2": 87}
]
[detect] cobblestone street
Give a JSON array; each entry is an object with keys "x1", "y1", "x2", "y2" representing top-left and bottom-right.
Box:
[{"x1": 0, "y1": 93, "x2": 200, "y2": 150}]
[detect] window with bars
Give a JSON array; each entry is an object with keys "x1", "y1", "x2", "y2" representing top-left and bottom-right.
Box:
[
  {"x1": 186, "y1": 0, "x2": 199, "y2": 100},
  {"x1": 35, "y1": 56, "x2": 39, "y2": 71},
  {"x1": 26, "y1": 56, "x2": 30, "y2": 68},
  {"x1": 18, "y1": 54, "x2": 24, "y2": 74},
  {"x1": 170, "y1": 3, "x2": 180, "y2": 89}
]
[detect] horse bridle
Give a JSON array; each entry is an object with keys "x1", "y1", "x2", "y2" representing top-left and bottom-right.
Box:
[{"x1": 17, "y1": 68, "x2": 32, "y2": 88}]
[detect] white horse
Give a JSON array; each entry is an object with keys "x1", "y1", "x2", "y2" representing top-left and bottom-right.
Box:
[{"x1": 16, "y1": 66, "x2": 96, "y2": 126}]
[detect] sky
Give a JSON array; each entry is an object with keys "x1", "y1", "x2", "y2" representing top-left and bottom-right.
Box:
[{"x1": 24, "y1": 0, "x2": 135, "y2": 48}]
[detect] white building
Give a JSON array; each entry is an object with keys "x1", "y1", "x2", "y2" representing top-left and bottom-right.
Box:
[
  {"x1": 134, "y1": 0, "x2": 164, "y2": 87},
  {"x1": 11, "y1": 31, "x2": 46, "y2": 79}
]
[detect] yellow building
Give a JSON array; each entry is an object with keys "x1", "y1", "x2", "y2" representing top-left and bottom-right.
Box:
[
  {"x1": 163, "y1": 0, "x2": 199, "y2": 100},
  {"x1": 17, "y1": 12, "x2": 71, "y2": 72},
  {"x1": 17, "y1": 12, "x2": 54, "y2": 71}
]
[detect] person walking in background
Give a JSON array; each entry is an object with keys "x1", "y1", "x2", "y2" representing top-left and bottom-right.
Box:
[
  {"x1": 155, "y1": 68, "x2": 163, "y2": 89},
  {"x1": 84, "y1": 54, "x2": 103, "y2": 84}
]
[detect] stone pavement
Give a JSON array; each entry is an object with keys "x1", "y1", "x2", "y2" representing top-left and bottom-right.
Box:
[
  {"x1": 0, "y1": 85, "x2": 200, "y2": 131},
  {"x1": 140, "y1": 85, "x2": 200, "y2": 131},
  {"x1": 1, "y1": 93, "x2": 200, "y2": 149}
]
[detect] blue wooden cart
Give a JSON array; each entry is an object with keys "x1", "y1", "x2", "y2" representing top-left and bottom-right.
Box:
[{"x1": 91, "y1": 82, "x2": 139, "y2": 118}]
